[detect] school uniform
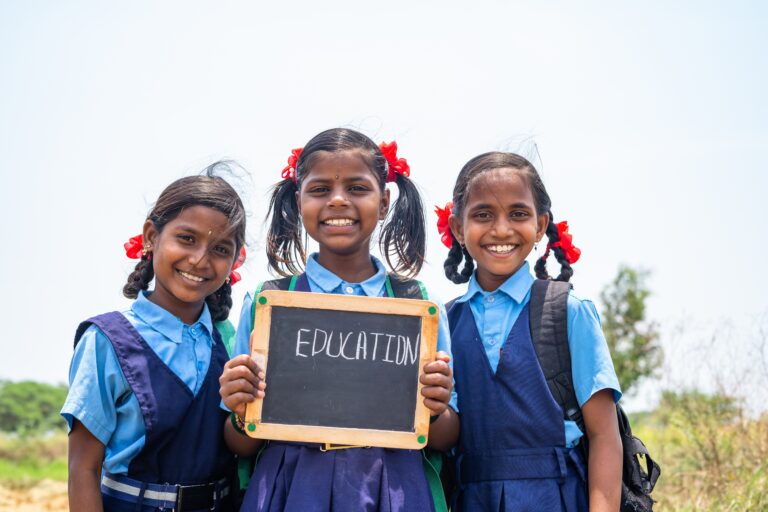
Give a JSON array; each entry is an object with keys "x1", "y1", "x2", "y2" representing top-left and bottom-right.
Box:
[
  {"x1": 61, "y1": 292, "x2": 234, "y2": 511},
  {"x1": 449, "y1": 262, "x2": 621, "y2": 511},
  {"x1": 230, "y1": 253, "x2": 456, "y2": 512}
]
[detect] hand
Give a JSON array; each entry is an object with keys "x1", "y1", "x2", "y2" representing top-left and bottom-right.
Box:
[
  {"x1": 219, "y1": 353, "x2": 266, "y2": 419},
  {"x1": 419, "y1": 351, "x2": 453, "y2": 417}
]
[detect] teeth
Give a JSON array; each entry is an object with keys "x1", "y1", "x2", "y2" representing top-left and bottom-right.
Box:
[
  {"x1": 487, "y1": 244, "x2": 516, "y2": 253},
  {"x1": 324, "y1": 218, "x2": 355, "y2": 226},
  {"x1": 179, "y1": 270, "x2": 205, "y2": 282}
]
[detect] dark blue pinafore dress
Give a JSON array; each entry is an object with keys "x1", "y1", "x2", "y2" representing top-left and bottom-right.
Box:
[
  {"x1": 448, "y1": 301, "x2": 588, "y2": 512},
  {"x1": 75, "y1": 312, "x2": 235, "y2": 512},
  {"x1": 241, "y1": 274, "x2": 435, "y2": 512}
]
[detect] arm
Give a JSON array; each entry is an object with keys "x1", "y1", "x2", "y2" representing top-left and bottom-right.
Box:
[
  {"x1": 582, "y1": 389, "x2": 622, "y2": 512},
  {"x1": 219, "y1": 350, "x2": 267, "y2": 456},
  {"x1": 421, "y1": 351, "x2": 459, "y2": 451},
  {"x1": 68, "y1": 420, "x2": 105, "y2": 512}
]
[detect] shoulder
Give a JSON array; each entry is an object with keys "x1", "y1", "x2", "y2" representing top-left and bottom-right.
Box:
[{"x1": 566, "y1": 290, "x2": 602, "y2": 327}]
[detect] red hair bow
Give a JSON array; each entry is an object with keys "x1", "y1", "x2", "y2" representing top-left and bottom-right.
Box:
[
  {"x1": 229, "y1": 246, "x2": 247, "y2": 286},
  {"x1": 434, "y1": 202, "x2": 454, "y2": 249},
  {"x1": 124, "y1": 234, "x2": 144, "y2": 259},
  {"x1": 281, "y1": 148, "x2": 303, "y2": 184},
  {"x1": 379, "y1": 141, "x2": 410, "y2": 182},
  {"x1": 546, "y1": 221, "x2": 581, "y2": 264}
]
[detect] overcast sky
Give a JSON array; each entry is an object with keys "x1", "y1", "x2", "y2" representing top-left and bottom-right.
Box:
[{"x1": 1, "y1": 1, "x2": 766, "y2": 411}]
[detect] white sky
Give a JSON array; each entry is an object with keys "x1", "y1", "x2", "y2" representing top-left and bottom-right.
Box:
[{"x1": 1, "y1": 1, "x2": 766, "y2": 411}]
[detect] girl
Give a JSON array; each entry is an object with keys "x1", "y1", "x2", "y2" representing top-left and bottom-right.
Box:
[
  {"x1": 62, "y1": 165, "x2": 247, "y2": 511},
  {"x1": 438, "y1": 152, "x2": 622, "y2": 511},
  {"x1": 219, "y1": 128, "x2": 459, "y2": 512}
]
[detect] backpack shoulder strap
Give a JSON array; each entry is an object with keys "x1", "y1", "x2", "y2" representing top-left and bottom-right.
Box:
[
  {"x1": 529, "y1": 279, "x2": 584, "y2": 431},
  {"x1": 386, "y1": 273, "x2": 428, "y2": 299},
  {"x1": 250, "y1": 276, "x2": 297, "y2": 321}
]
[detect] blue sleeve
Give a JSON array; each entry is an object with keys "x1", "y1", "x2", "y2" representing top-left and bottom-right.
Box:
[
  {"x1": 430, "y1": 294, "x2": 459, "y2": 412},
  {"x1": 567, "y1": 292, "x2": 622, "y2": 407},
  {"x1": 233, "y1": 292, "x2": 255, "y2": 357},
  {"x1": 60, "y1": 325, "x2": 131, "y2": 445}
]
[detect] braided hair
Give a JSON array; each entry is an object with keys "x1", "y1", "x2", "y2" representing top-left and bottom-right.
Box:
[
  {"x1": 266, "y1": 128, "x2": 426, "y2": 277},
  {"x1": 122, "y1": 162, "x2": 247, "y2": 321},
  {"x1": 444, "y1": 152, "x2": 573, "y2": 284}
]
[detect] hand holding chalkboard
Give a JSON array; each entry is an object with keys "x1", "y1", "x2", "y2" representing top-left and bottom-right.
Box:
[
  {"x1": 219, "y1": 352, "x2": 267, "y2": 420},
  {"x1": 242, "y1": 290, "x2": 439, "y2": 450}
]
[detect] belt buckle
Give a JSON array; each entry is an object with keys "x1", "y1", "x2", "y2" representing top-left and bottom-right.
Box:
[
  {"x1": 175, "y1": 482, "x2": 216, "y2": 512},
  {"x1": 320, "y1": 443, "x2": 369, "y2": 451}
]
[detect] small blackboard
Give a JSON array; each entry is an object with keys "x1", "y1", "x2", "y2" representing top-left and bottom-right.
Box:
[{"x1": 244, "y1": 290, "x2": 439, "y2": 449}]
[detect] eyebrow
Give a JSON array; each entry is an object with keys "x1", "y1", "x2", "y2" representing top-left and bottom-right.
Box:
[
  {"x1": 175, "y1": 225, "x2": 236, "y2": 245},
  {"x1": 469, "y1": 201, "x2": 534, "y2": 210}
]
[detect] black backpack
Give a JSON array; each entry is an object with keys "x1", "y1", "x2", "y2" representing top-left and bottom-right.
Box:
[{"x1": 529, "y1": 279, "x2": 661, "y2": 511}]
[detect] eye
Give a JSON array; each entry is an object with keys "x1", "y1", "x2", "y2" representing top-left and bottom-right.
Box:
[
  {"x1": 473, "y1": 211, "x2": 492, "y2": 221},
  {"x1": 213, "y1": 245, "x2": 232, "y2": 256},
  {"x1": 510, "y1": 210, "x2": 530, "y2": 219},
  {"x1": 308, "y1": 185, "x2": 329, "y2": 194},
  {"x1": 177, "y1": 234, "x2": 194, "y2": 243},
  {"x1": 349, "y1": 184, "x2": 371, "y2": 193}
]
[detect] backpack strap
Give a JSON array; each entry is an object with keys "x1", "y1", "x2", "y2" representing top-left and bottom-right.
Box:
[
  {"x1": 528, "y1": 279, "x2": 584, "y2": 432},
  {"x1": 250, "y1": 276, "x2": 297, "y2": 320},
  {"x1": 386, "y1": 273, "x2": 428, "y2": 299}
]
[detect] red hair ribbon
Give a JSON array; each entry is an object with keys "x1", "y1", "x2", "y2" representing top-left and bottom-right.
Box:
[
  {"x1": 434, "y1": 201, "x2": 454, "y2": 249},
  {"x1": 229, "y1": 246, "x2": 247, "y2": 286},
  {"x1": 546, "y1": 221, "x2": 581, "y2": 264},
  {"x1": 281, "y1": 148, "x2": 303, "y2": 184},
  {"x1": 379, "y1": 141, "x2": 410, "y2": 182},
  {"x1": 124, "y1": 234, "x2": 144, "y2": 259}
]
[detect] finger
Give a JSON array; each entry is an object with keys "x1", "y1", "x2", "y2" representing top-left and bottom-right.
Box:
[
  {"x1": 420, "y1": 385, "x2": 450, "y2": 403},
  {"x1": 220, "y1": 364, "x2": 261, "y2": 389},
  {"x1": 224, "y1": 354, "x2": 263, "y2": 376},
  {"x1": 419, "y1": 372, "x2": 452, "y2": 388},
  {"x1": 434, "y1": 351, "x2": 451, "y2": 364},
  {"x1": 422, "y1": 359, "x2": 450, "y2": 376},
  {"x1": 422, "y1": 398, "x2": 448, "y2": 415}
]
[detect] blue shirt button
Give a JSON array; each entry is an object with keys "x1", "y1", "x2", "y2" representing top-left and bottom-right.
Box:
[{"x1": 345, "y1": 286, "x2": 354, "y2": 294}]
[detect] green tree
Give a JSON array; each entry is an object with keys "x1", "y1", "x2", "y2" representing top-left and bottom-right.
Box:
[
  {"x1": 0, "y1": 380, "x2": 68, "y2": 434},
  {"x1": 600, "y1": 265, "x2": 662, "y2": 394}
]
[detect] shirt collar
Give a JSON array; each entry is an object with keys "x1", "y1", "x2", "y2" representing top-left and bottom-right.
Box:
[
  {"x1": 455, "y1": 261, "x2": 534, "y2": 304},
  {"x1": 131, "y1": 291, "x2": 214, "y2": 344},
  {"x1": 305, "y1": 253, "x2": 388, "y2": 297}
]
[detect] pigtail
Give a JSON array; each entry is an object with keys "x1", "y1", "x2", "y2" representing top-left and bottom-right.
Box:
[
  {"x1": 443, "y1": 237, "x2": 475, "y2": 284},
  {"x1": 379, "y1": 173, "x2": 426, "y2": 277},
  {"x1": 266, "y1": 179, "x2": 306, "y2": 277},
  {"x1": 205, "y1": 281, "x2": 233, "y2": 322},
  {"x1": 534, "y1": 211, "x2": 574, "y2": 282},
  {"x1": 123, "y1": 258, "x2": 154, "y2": 299}
]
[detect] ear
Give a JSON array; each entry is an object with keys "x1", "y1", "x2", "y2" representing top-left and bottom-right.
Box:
[
  {"x1": 378, "y1": 188, "x2": 391, "y2": 220},
  {"x1": 448, "y1": 213, "x2": 464, "y2": 246},
  {"x1": 535, "y1": 212, "x2": 549, "y2": 242},
  {"x1": 142, "y1": 219, "x2": 157, "y2": 247}
]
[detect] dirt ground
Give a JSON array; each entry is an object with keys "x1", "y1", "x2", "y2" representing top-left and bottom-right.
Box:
[{"x1": 0, "y1": 480, "x2": 67, "y2": 512}]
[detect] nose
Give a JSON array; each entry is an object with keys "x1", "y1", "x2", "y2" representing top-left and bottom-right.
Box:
[
  {"x1": 188, "y1": 245, "x2": 210, "y2": 267},
  {"x1": 327, "y1": 186, "x2": 350, "y2": 207},
  {"x1": 491, "y1": 217, "x2": 514, "y2": 238}
]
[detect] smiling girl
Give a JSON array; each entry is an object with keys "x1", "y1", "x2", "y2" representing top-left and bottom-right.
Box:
[
  {"x1": 62, "y1": 165, "x2": 246, "y2": 511},
  {"x1": 439, "y1": 152, "x2": 622, "y2": 511},
  {"x1": 219, "y1": 128, "x2": 458, "y2": 512}
]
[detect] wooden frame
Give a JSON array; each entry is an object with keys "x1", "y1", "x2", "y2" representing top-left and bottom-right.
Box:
[{"x1": 244, "y1": 290, "x2": 439, "y2": 450}]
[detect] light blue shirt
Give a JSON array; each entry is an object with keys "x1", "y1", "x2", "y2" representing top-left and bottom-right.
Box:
[
  {"x1": 60, "y1": 292, "x2": 217, "y2": 474},
  {"x1": 231, "y1": 253, "x2": 458, "y2": 410},
  {"x1": 455, "y1": 262, "x2": 621, "y2": 447}
]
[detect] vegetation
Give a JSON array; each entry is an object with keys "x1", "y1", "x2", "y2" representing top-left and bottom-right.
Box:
[
  {"x1": 600, "y1": 265, "x2": 662, "y2": 394},
  {"x1": 0, "y1": 381, "x2": 68, "y2": 435}
]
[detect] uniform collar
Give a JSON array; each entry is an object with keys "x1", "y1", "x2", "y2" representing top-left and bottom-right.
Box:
[
  {"x1": 456, "y1": 261, "x2": 534, "y2": 304},
  {"x1": 131, "y1": 291, "x2": 214, "y2": 344},
  {"x1": 305, "y1": 253, "x2": 387, "y2": 297}
]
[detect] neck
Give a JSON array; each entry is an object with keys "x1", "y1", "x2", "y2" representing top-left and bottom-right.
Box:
[
  {"x1": 316, "y1": 249, "x2": 378, "y2": 283},
  {"x1": 147, "y1": 292, "x2": 205, "y2": 326}
]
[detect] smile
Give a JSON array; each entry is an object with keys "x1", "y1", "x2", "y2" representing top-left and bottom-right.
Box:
[
  {"x1": 322, "y1": 218, "x2": 356, "y2": 227},
  {"x1": 177, "y1": 270, "x2": 207, "y2": 283},
  {"x1": 485, "y1": 244, "x2": 518, "y2": 254}
]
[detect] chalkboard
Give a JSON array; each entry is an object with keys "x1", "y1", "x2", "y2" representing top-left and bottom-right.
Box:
[{"x1": 244, "y1": 290, "x2": 439, "y2": 449}]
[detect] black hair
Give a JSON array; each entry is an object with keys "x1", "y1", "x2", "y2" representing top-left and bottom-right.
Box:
[
  {"x1": 266, "y1": 128, "x2": 426, "y2": 277},
  {"x1": 443, "y1": 151, "x2": 573, "y2": 284},
  {"x1": 122, "y1": 161, "x2": 247, "y2": 321}
]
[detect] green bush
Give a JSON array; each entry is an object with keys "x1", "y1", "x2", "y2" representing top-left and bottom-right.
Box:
[{"x1": 0, "y1": 381, "x2": 68, "y2": 435}]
